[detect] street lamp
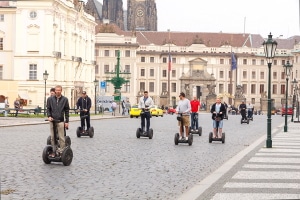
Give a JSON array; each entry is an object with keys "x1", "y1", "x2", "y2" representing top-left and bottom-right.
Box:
[
  {"x1": 43, "y1": 70, "x2": 49, "y2": 116},
  {"x1": 296, "y1": 87, "x2": 300, "y2": 123},
  {"x1": 262, "y1": 33, "x2": 277, "y2": 148},
  {"x1": 93, "y1": 79, "x2": 99, "y2": 115},
  {"x1": 291, "y1": 78, "x2": 298, "y2": 122},
  {"x1": 283, "y1": 61, "x2": 292, "y2": 132},
  {"x1": 105, "y1": 50, "x2": 131, "y2": 114}
]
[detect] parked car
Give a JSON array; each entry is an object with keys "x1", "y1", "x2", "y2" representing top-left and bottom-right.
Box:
[
  {"x1": 130, "y1": 105, "x2": 141, "y2": 118},
  {"x1": 150, "y1": 105, "x2": 163, "y2": 117},
  {"x1": 167, "y1": 108, "x2": 176, "y2": 115},
  {"x1": 281, "y1": 105, "x2": 293, "y2": 116}
]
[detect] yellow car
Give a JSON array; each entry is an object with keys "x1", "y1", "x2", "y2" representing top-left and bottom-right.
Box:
[
  {"x1": 150, "y1": 105, "x2": 164, "y2": 117},
  {"x1": 130, "y1": 105, "x2": 142, "y2": 118}
]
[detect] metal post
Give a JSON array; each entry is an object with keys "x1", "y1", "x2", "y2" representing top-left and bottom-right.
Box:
[
  {"x1": 284, "y1": 77, "x2": 289, "y2": 132},
  {"x1": 44, "y1": 79, "x2": 46, "y2": 116},
  {"x1": 292, "y1": 92, "x2": 295, "y2": 122},
  {"x1": 94, "y1": 85, "x2": 97, "y2": 115},
  {"x1": 266, "y1": 63, "x2": 272, "y2": 148}
]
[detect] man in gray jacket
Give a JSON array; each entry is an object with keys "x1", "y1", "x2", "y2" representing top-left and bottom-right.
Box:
[
  {"x1": 176, "y1": 92, "x2": 191, "y2": 140},
  {"x1": 47, "y1": 85, "x2": 70, "y2": 157}
]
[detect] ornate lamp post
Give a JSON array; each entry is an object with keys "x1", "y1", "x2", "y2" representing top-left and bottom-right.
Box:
[
  {"x1": 291, "y1": 78, "x2": 298, "y2": 122},
  {"x1": 283, "y1": 61, "x2": 292, "y2": 132},
  {"x1": 105, "y1": 50, "x2": 131, "y2": 113},
  {"x1": 262, "y1": 33, "x2": 277, "y2": 148},
  {"x1": 93, "y1": 79, "x2": 99, "y2": 115},
  {"x1": 43, "y1": 70, "x2": 49, "y2": 116}
]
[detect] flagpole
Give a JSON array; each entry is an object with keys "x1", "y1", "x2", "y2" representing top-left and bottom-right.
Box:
[
  {"x1": 168, "y1": 29, "x2": 171, "y2": 108},
  {"x1": 229, "y1": 51, "x2": 233, "y2": 105}
]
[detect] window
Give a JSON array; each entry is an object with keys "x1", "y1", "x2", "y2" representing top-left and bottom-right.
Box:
[
  {"x1": 273, "y1": 72, "x2": 277, "y2": 79},
  {"x1": 115, "y1": 50, "x2": 119, "y2": 57},
  {"x1": 141, "y1": 69, "x2": 145, "y2": 76},
  {"x1": 242, "y1": 84, "x2": 247, "y2": 94},
  {"x1": 243, "y1": 59, "x2": 247, "y2": 65},
  {"x1": 228, "y1": 71, "x2": 232, "y2": 78},
  {"x1": 162, "y1": 57, "x2": 167, "y2": 63},
  {"x1": 281, "y1": 84, "x2": 285, "y2": 94},
  {"x1": 150, "y1": 69, "x2": 154, "y2": 77},
  {"x1": 272, "y1": 84, "x2": 277, "y2": 94},
  {"x1": 149, "y1": 82, "x2": 154, "y2": 92},
  {"x1": 162, "y1": 70, "x2": 167, "y2": 77},
  {"x1": 95, "y1": 65, "x2": 99, "y2": 74},
  {"x1": 252, "y1": 71, "x2": 256, "y2": 79},
  {"x1": 29, "y1": 11, "x2": 37, "y2": 19},
  {"x1": 141, "y1": 56, "x2": 145, "y2": 62},
  {"x1": 0, "y1": 14, "x2": 4, "y2": 22},
  {"x1": 29, "y1": 64, "x2": 37, "y2": 80},
  {"x1": 219, "y1": 84, "x2": 224, "y2": 93},
  {"x1": 251, "y1": 98, "x2": 255, "y2": 104},
  {"x1": 125, "y1": 65, "x2": 130, "y2": 73},
  {"x1": 171, "y1": 83, "x2": 176, "y2": 92},
  {"x1": 281, "y1": 72, "x2": 285, "y2": 79},
  {"x1": 0, "y1": 38, "x2": 3, "y2": 50},
  {"x1": 172, "y1": 57, "x2": 176, "y2": 64},
  {"x1": 104, "y1": 50, "x2": 109, "y2": 56},
  {"x1": 260, "y1": 59, "x2": 264, "y2": 65},
  {"x1": 140, "y1": 82, "x2": 145, "y2": 91},
  {"x1": 282, "y1": 60, "x2": 285, "y2": 65},
  {"x1": 104, "y1": 65, "x2": 109, "y2": 73},
  {"x1": 150, "y1": 57, "x2": 154, "y2": 63},
  {"x1": 273, "y1": 60, "x2": 277, "y2": 65},
  {"x1": 125, "y1": 50, "x2": 130, "y2": 57},
  {"x1": 259, "y1": 84, "x2": 264, "y2": 94},
  {"x1": 252, "y1": 59, "x2": 256, "y2": 65},
  {"x1": 162, "y1": 82, "x2": 167, "y2": 91},
  {"x1": 243, "y1": 71, "x2": 247, "y2": 79},
  {"x1": 220, "y1": 71, "x2": 224, "y2": 78},
  {"x1": 172, "y1": 70, "x2": 176, "y2": 78},
  {"x1": 0, "y1": 65, "x2": 3, "y2": 80},
  {"x1": 260, "y1": 71, "x2": 264, "y2": 79},
  {"x1": 220, "y1": 59, "x2": 224, "y2": 64},
  {"x1": 251, "y1": 84, "x2": 256, "y2": 94},
  {"x1": 95, "y1": 49, "x2": 99, "y2": 57}
]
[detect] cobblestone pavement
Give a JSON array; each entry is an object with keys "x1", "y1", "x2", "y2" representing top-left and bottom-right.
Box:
[{"x1": 0, "y1": 113, "x2": 286, "y2": 199}]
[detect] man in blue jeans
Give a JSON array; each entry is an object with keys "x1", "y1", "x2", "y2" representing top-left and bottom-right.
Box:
[{"x1": 190, "y1": 96, "x2": 200, "y2": 131}]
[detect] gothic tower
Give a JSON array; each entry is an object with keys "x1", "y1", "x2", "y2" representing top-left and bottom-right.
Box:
[
  {"x1": 102, "y1": 0, "x2": 124, "y2": 30},
  {"x1": 127, "y1": 0, "x2": 157, "y2": 31}
]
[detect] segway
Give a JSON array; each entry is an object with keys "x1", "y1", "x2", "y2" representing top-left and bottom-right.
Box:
[
  {"x1": 42, "y1": 119, "x2": 73, "y2": 166},
  {"x1": 174, "y1": 114, "x2": 193, "y2": 146},
  {"x1": 240, "y1": 109, "x2": 249, "y2": 124},
  {"x1": 136, "y1": 108, "x2": 153, "y2": 139},
  {"x1": 189, "y1": 113, "x2": 202, "y2": 136},
  {"x1": 76, "y1": 115, "x2": 94, "y2": 138},
  {"x1": 209, "y1": 114, "x2": 225, "y2": 143}
]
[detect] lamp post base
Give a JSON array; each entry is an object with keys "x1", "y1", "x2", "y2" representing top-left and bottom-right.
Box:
[
  {"x1": 266, "y1": 139, "x2": 272, "y2": 148},
  {"x1": 284, "y1": 126, "x2": 287, "y2": 132}
]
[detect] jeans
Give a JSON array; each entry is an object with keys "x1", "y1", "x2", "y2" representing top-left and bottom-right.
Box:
[
  {"x1": 190, "y1": 112, "x2": 198, "y2": 129},
  {"x1": 141, "y1": 111, "x2": 151, "y2": 131},
  {"x1": 248, "y1": 110, "x2": 253, "y2": 118},
  {"x1": 80, "y1": 112, "x2": 90, "y2": 130}
]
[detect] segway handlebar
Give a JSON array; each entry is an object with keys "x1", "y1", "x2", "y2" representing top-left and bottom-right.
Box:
[{"x1": 45, "y1": 119, "x2": 68, "y2": 129}]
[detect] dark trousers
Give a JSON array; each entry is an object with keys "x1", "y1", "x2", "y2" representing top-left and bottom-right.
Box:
[
  {"x1": 141, "y1": 112, "x2": 151, "y2": 131},
  {"x1": 241, "y1": 110, "x2": 247, "y2": 120},
  {"x1": 80, "y1": 112, "x2": 90, "y2": 130},
  {"x1": 190, "y1": 112, "x2": 199, "y2": 129},
  {"x1": 248, "y1": 110, "x2": 253, "y2": 118},
  {"x1": 15, "y1": 108, "x2": 19, "y2": 117}
]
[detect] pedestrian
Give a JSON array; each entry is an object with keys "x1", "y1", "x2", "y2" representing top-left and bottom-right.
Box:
[
  {"x1": 111, "y1": 100, "x2": 117, "y2": 116},
  {"x1": 4, "y1": 96, "x2": 9, "y2": 117},
  {"x1": 76, "y1": 91, "x2": 92, "y2": 132},
  {"x1": 121, "y1": 100, "x2": 126, "y2": 115},
  {"x1": 14, "y1": 98, "x2": 20, "y2": 117},
  {"x1": 126, "y1": 100, "x2": 131, "y2": 115},
  {"x1": 176, "y1": 92, "x2": 191, "y2": 140},
  {"x1": 190, "y1": 96, "x2": 200, "y2": 131},
  {"x1": 46, "y1": 85, "x2": 70, "y2": 157}
]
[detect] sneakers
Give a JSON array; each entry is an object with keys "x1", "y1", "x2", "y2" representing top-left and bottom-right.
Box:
[
  {"x1": 179, "y1": 136, "x2": 183, "y2": 140},
  {"x1": 191, "y1": 129, "x2": 194, "y2": 132}
]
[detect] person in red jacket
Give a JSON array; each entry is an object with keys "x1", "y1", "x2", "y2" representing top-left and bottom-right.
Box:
[{"x1": 190, "y1": 96, "x2": 200, "y2": 131}]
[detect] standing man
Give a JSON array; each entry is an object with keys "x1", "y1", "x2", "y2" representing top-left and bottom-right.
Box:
[
  {"x1": 76, "y1": 91, "x2": 92, "y2": 132},
  {"x1": 121, "y1": 100, "x2": 126, "y2": 115},
  {"x1": 190, "y1": 96, "x2": 200, "y2": 131},
  {"x1": 14, "y1": 98, "x2": 20, "y2": 117},
  {"x1": 239, "y1": 101, "x2": 247, "y2": 120},
  {"x1": 176, "y1": 92, "x2": 191, "y2": 140},
  {"x1": 49, "y1": 88, "x2": 55, "y2": 97},
  {"x1": 138, "y1": 91, "x2": 154, "y2": 132},
  {"x1": 210, "y1": 98, "x2": 226, "y2": 138},
  {"x1": 47, "y1": 85, "x2": 70, "y2": 157},
  {"x1": 111, "y1": 100, "x2": 117, "y2": 116},
  {"x1": 4, "y1": 96, "x2": 9, "y2": 117}
]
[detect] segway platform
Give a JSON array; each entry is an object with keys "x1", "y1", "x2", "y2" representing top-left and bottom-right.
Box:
[
  {"x1": 136, "y1": 128, "x2": 153, "y2": 139},
  {"x1": 209, "y1": 116, "x2": 225, "y2": 144},
  {"x1": 42, "y1": 145, "x2": 73, "y2": 166},
  {"x1": 241, "y1": 118, "x2": 249, "y2": 124},
  {"x1": 76, "y1": 127, "x2": 94, "y2": 138},
  {"x1": 189, "y1": 127, "x2": 202, "y2": 136},
  {"x1": 174, "y1": 133, "x2": 193, "y2": 145}
]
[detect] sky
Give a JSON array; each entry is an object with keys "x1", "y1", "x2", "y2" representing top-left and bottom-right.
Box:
[{"x1": 99, "y1": 0, "x2": 300, "y2": 38}]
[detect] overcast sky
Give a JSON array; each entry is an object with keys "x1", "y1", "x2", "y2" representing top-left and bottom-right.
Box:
[{"x1": 99, "y1": 0, "x2": 299, "y2": 38}]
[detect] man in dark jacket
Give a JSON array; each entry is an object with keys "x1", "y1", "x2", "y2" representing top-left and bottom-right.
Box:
[
  {"x1": 210, "y1": 98, "x2": 226, "y2": 138},
  {"x1": 239, "y1": 101, "x2": 247, "y2": 121},
  {"x1": 76, "y1": 91, "x2": 92, "y2": 131},
  {"x1": 47, "y1": 85, "x2": 70, "y2": 156}
]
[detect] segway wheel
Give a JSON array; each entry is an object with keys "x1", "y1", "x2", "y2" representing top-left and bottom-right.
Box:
[
  {"x1": 46, "y1": 135, "x2": 51, "y2": 145},
  {"x1": 174, "y1": 133, "x2": 179, "y2": 145},
  {"x1": 76, "y1": 127, "x2": 81, "y2": 138},
  {"x1": 88, "y1": 127, "x2": 94, "y2": 138},
  {"x1": 188, "y1": 134, "x2": 193, "y2": 146},
  {"x1": 251, "y1": 117, "x2": 253, "y2": 121},
  {"x1": 61, "y1": 146, "x2": 73, "y2": 166},
  {"x1": 198, "y1": 127, "x2": 202, "y2": 136},
  {"x1": 136, "y1": 128, "x2": 141, "y2": 138},
  {"x1": 42, "y1": 145, "x2": 53, "y2": 164},
  {"x1": 222, "y1": 132, "x2": 225, "y2": 144},
  {"x1": 209, "y1": 132, "x2": 213, "y2": 143},
  {"x1": 148, "y1": 128, "x2": 153, "y2": 139},
  {"x1": 65, "y1": 136, "x2": 71, "y2": 146}
]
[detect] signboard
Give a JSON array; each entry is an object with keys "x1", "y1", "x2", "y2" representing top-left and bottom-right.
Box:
[{"x1": 100, "y1": 81, "x2": 106, "y2": 89}]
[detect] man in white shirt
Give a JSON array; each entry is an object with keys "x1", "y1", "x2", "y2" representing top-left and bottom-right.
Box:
[
  {"x1": 176, "y1": 92, "x2": 191, "y2": 140},
  {"x1": 138, "y1": 91, "x2": 154, "y2": 132}
]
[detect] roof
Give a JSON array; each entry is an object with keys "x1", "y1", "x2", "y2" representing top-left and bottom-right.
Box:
[{"x1": 0, "y1": 1, "x2": 10, "y2": 7}]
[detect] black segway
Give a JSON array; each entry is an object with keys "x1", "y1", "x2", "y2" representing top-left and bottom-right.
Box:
[
  {"x1": 174, "y1": 114, "x2": 193, "y2": 146},
  {"x1": 76, "y1": 115, "x2": 94, "y2": 138},
  {"x1": 42, "y1": 119, "x2": 73, "y2": 166},
  {"x1": 240, "y1": 109, "x2": 249, "y2": 124},
  {"x1": 209, "y1": 114, "x2": 225, "y2": 143},
  {"x1": 136, "y1": 107, "x2": 153, "y2": 139},
  {"x1": 189, "y1": 113, "x2": 202, "y2": 136}
]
